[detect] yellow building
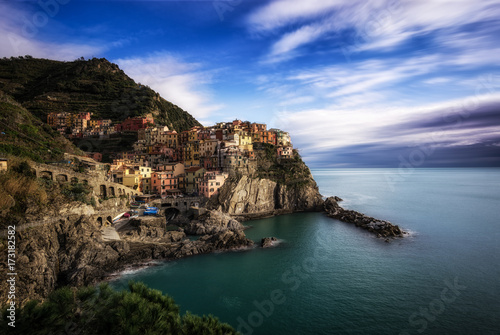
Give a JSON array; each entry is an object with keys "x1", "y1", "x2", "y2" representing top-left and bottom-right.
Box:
[
  {"x1": 160, "y1": 131, "x2": 179, "y2": 148},
  {"x1": 185, "y1": 167, "x2": 206, "y2": 193},
  {"x1": 238, "y1": 132, "x2": 253, "y2": 151},
  {"x1": 140, "y1": 177, "x2": 152, "y2": 194},
  {"x1": 184, "y1": 141, "x2": 200, "y2": 167},
  {"x1": 88, "y1": 120, "x2": 100, "y2": 128},
  {"x1": 123, "y1": 169, "x2": 141, "y2": 190}
]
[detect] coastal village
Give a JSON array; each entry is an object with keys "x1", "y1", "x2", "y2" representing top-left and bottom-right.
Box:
[{"x1": 46, "y1": 112, "x2": 295, "y2": 199}]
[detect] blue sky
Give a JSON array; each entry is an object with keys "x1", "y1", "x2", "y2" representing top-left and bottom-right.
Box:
[{"x1": 1, "y1": 0, "x2": 500, "y2": 167}]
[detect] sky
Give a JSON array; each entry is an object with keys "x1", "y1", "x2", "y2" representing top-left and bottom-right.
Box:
[{"x1": 1, "y1": 0, "x2": 500, "y2": 167}]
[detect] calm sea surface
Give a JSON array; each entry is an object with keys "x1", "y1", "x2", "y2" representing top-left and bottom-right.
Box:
[{"x1": 111, "y1": 169, "x2": 500, "y2": 334}]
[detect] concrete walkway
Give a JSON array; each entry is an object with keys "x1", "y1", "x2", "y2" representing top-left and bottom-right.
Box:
[{"x1": 101, "y1": 226, "x2": 120, "y2": 241}]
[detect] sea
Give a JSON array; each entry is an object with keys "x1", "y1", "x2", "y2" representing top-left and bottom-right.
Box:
[{"x1": 110, "y1": 168, "x2": 500, "y2": 335}]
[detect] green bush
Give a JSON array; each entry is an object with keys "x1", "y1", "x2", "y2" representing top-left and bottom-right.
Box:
[
  {"x1": 62, "y1": 183, "x2": 91, "y2": 203},
  {"x1": 1, "y1": 282, "x2": 237, "y2": 335}
]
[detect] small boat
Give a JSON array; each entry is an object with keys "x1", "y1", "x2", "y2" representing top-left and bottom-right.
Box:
[{"x1": 112, "y1": 212, "x2": 127, "y2": 223}]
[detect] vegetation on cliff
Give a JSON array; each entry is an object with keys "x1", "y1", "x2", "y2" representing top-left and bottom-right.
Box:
[
  {"x1": 0, "y1": 91, "x2": 81, "y2": 162},
  {"x1": 1, "y1": 281, "x2": 237, "y2": 335},
  {"x1": 255, "y1": 143, "x2": 314, "y2": 187},
  {"x1": 0, "y1": 56, "x2": 201, "y2": 132}
]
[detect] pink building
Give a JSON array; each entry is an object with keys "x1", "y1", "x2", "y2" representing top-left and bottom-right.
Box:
[
  {"x1": 198, "y1": 171, "x2": 228, "y2": 198},
  {"x1": 152, "y1": 171, "x2": 179, "y2": 197}
]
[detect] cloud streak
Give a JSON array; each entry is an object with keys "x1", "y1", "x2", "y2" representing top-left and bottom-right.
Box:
[
  {"x1": 274, "y1": 93, "x2": 500, "y2": 167},
  {"x1": 115, "y1": 53, "x2": 223, "y2": 122},
  {"x1": 248, "y1": 0, "x2": 500, "y2": 63}
]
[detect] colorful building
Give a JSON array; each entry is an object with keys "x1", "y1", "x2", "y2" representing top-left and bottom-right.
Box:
[
  {"x1": 116, "y1": 114, "x2": 155, "y2": 132},
  {"x1": 198, "y1": 171, "x2": 228, "y2": 198},
  {"x1": 185, "y1": 167, "x2": 206, "y2": 194}
]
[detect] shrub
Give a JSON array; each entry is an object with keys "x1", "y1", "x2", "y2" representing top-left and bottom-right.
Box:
[{"x1": 0, "y1": 282, "x2": 237, "y2": 335}]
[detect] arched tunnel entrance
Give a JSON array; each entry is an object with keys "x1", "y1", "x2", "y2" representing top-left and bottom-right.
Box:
[{"x1": 164, "y1": 208, "x2": 180, "y2": 222}]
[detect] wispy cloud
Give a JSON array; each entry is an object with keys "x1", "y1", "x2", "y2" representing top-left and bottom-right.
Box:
[
  {"x1": 115, "y1": 53, "x2": 223, "y2": 122},
  {"x1": 247, "y1": 0, "x2": 500, "y2": 63},
  {"x1": 273, "y1": 92, "x2": 500, "y2": 167}
]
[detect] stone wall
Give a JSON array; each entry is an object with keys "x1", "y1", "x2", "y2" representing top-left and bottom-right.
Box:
[{"x1": 32, "y1": 163, "x2": 141, "y2": 199}]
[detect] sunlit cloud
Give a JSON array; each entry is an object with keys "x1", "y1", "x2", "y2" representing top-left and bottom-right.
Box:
[{"x1": 115, "y1": 53, "x2": 223, "y2": 121}]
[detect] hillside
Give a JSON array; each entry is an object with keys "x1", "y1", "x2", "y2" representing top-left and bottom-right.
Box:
[
  {"x1": 0, "y1": 91, "x2": 81, "y2": 162},
  {"x1": 0, "y1": 56, "x2": 201, "y2": 132}
]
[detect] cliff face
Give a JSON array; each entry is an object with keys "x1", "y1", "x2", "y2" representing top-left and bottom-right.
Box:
[
  {"x1": 210, "y1": 154, "x2": 324, "y2": 218},
  {"x1": 0, "y1": 214, "x2": 124, "y2": 305}
]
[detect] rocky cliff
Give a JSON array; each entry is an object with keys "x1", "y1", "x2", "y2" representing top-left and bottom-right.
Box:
[
  {"x1": 210, "y1": 175, "x2": 323, "y2": 219},
  {"x1": 0, "y1": 209, "x2": 253, "y2": 305},
  {"x1": 209, "y1": 150, "x2": 324, "y2": 219}
]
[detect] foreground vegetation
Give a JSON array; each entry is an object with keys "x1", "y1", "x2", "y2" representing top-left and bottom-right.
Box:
[{"x1": 1, "y1": 282, "x2": 237, "y2": 335}]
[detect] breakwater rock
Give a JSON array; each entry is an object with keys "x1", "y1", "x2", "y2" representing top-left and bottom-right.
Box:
[{"x1": 324, "y1": 197, "x2": 406, "y2": 238}]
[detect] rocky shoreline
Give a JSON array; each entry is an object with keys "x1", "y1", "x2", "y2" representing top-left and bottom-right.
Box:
[
  {"x1": 0, "y1": 208, "x2": 257, "y2": 305},
  {"x1": 1, "y1": 189, "x2": 406, "y2": 305},
  {"x1": 323, "y1": 197, "x2": 406, "y2": 239}
]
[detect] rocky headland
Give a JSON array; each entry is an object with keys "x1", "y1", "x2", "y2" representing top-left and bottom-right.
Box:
[{"x1": 208, "y1": 150, "x2": 324, "y2": 220}]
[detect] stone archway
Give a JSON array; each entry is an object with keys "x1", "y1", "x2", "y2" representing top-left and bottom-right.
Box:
[
  {"x1": 40, "y1": 171, "x2": 53, "y2": 180},
  {"x1": 108, "y1": 186, "x2": 115, "y2": 197},
  {"x1": 106, "y1": 216, "x2": 113, "y2": 225},
  {"x1": 164, "y1": 208, "x2": 180, "y2": 221},
  {"x1": 56, "y1": 174, "x2": 68, "y2": 183},
  {"x1": 97, "y1": 217, "x2": 103, "y2": 227}
]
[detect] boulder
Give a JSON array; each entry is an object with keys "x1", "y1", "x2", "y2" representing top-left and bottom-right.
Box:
[{"x1": 261, "y1": 237, "x2": 278, "y2": 248}]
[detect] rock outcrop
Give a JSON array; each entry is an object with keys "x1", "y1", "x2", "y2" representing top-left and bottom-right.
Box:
[
  {"x1": 261, "y1": 237, "x2": 278, "y2": 248},
  {"x1": 180, "y1": 210, "x2": 245, "y2": 235},
  {"x1": 324, "y1": 197, "x2": 406, "y2": 238},
  {"x1": 210, "y1": 175, "x2": 324, "y2": 219},
  {"x1": 118, "y1": 216, "x2": 186, "y2": 243}
]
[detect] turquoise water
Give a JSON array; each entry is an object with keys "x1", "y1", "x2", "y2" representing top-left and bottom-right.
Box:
[{"x1": 111, "y1": 169, "x2": 500, "y2": 334}]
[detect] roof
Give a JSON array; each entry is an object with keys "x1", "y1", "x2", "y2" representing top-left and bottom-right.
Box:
[{"x1": 185, "y1": 166, "x2": 204, "y2": 173}]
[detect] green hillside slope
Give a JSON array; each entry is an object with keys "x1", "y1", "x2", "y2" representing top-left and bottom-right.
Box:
[
  {"x1": 0, "y1": 91, "x2": 81, "y2": 162},
  {"x1": 0, "y1": 56, "x2": 200, "y2": 132}
]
